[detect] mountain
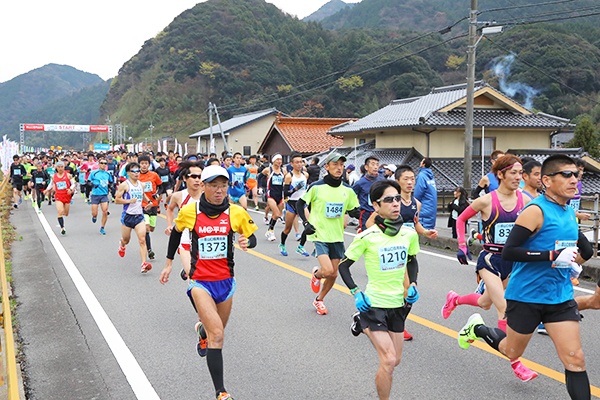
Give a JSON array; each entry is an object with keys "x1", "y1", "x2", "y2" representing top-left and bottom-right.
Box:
[
  {"x1": 303, "y1": 0, "x2": 354, "y2": 22},
  {"x1": 0, "y1": 64, "x2": 104, "y2": 141}
]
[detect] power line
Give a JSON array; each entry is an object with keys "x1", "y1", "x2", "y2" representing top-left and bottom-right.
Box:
[
  {"x1": 479, "y1": 0, "x2": 575, "y2": 15},
  {"x1": 498, "y1": 5, "x2": 600, "y2": 24},
  {"x1": 504, "y1": 9, "x2": 600, "y2": 26}
]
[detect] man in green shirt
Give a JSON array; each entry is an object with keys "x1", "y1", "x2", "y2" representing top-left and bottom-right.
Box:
[
  {"x1": 296, "y1": 152, "x2": 361, "y2": 315},
  {"x1": 338, "y1": 179, "x2": 420, "y2": 400}
]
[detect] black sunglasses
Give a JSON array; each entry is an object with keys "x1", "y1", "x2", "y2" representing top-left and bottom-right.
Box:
[
  {"x1": 187, "y1": 173, "x2": 202, "y2": 179},
  {"x1": 547, "y1": 170, "x2": 579, "y2": 179},
  {"x1": 99, "y1": 162, "x2": 107, "y2": 165},
  {"x1": 377, "y1": 194, "x2": 402, "y2": 204}
]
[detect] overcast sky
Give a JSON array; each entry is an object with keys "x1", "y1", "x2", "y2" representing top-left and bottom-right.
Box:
[{"x1": 0, "y1": 0, "x2": 361, "y2": 83}]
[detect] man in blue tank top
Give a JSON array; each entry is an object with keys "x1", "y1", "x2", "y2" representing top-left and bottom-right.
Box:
[
  {"x1": 473, "y1": 149, "x2": 504, "y2": 197},
  {"x1": 456, "y1": 155, "x2": 594, "y2": 400}
]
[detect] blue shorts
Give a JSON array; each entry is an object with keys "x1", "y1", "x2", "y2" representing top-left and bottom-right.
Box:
[
  {"x1": 187, "y1": 278, "x2": 236, "y2": 304},
  {"x1": 230, "y1": 195, "x2": 241, "y2": 203},
  {"x1": 476, "y1": 250, "x2": 513, "y2": 281},
  {"x1": 286, "y1": 200, "x2": 299, "y2": 214},
  {"x1": 121, "y1": 213, "x2": 145, "y2": 229},
  {"x1": 312, "y1": 241, "x2": 345, "y2": 260},
  {"x1": 91, "y1": 194, "x2": 109, "y2": 204}
]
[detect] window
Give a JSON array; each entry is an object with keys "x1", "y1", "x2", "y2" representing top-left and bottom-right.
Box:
[
  {"x1": 473, "y1": 137, "x2": 495, "y2": 157},
  {"x1": 359, "y1": 138, "x2": 366, "y2": 144},
  {"x1": 282, "y1": 155, "x2": 290, "y2": 164},
  {"x1": 243, "y1": 146, "x2": 251, "y2": 156}
]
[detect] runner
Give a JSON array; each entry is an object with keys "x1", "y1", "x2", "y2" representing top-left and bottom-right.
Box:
[
  {"x1": 338, "y1": 179, "x2": 419, "y2": 400},
  {"x1": 160, "y1": 165, "x2": 258, "y2": 400},
  {"x1": 44, "y1": 161, "x2": 75, "y2": 235},
  {"x1": 296, "y1": 152, "x2": 361, "y2": 314},
  {"x1": 227, "y1": 152, "x2": 248, "y2": 210},
  {"x1": 457, "y1": 155, "x2": 593, "y2": 400},
  {"x1": 442, "y1": 154, "x2": 538, "y2": 382},
  {"x1": 353, "y1": 156, "x2": 383, "y2": 232},
  {"x1": 9, "y1": 155, "x2": 27, "y2": 209},
  {"x1": 279, "y1": 152, "x2": 310, "y2": 257},
  {"x1": 137, "y1": 155, "x2": 163, "y2": 261},
  {"x1": 88, "y1": 158, "x2": 114, "y2": 235},
  {"x1": 245, "y1": 155, "x2": 260, "y2": 210},
  {"x1": 115, "y1": 162, "x2": 153, "y2": 273},
  {"x1": 22, "y1": 156, "x2": 34, "y2": 200},
  {"x1": 29, "y1": 161, "x2": 50, "y2": 211},
  {"x1": 155, "y1": 157, "x2": 173, "y2": 210},
  {"x1": 519, "y1": 160, "x2": 542, "y2": 201},
  {"x1": 263, "y1": 154, "x2": 285, "y2": 241}
]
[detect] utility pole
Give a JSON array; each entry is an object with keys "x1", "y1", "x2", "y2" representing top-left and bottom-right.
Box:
[
  {"x1": 464, "y1": 0, "x2": 477, "y2": 193},
  {"x1": 104, "y1": 116, "x2": 111, "y2": 143},
  {"x1": 208, "y1": 103, "x2": 214, "y2": 154},
  {"x1": 148, "y1": 121, "x2": 154, "y2": 151}
]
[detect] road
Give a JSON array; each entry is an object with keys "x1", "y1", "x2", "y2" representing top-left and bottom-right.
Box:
[{"x1": 10, "y1": 195, "x2": 600, "y2": 399}]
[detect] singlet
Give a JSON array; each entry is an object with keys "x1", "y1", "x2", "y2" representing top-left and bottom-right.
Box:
[
  {"x1": 246, "y1": 165, "x2": 258, "y2": 187},
  {"x1": 505, "y1": 195, "x2": 579, "y2": 304},
  {"x1": 228, "y1": 165, "x2": 247, "y2": 198},
  {"x1": 486, "y1": 172, "x2": 499, "y2": 192},
  {"x1": 481, "y1": 190, "x2": 524, "y2": 246},
  {"x1": 400, "y1": 196, "x2": 418, "y2": 230},
  {"x1": 267, "y1": 169, "x2": 284, "y2": 198},
  {"x1": 122, "y1": 180, "x2": 144, "y2": 215},
  {"x1": 289, "y1": 171, "x2": 307, "y2": 201},
  {"x1": 52, "y1": 173, "x2": 71, "y2": 194},
  {"x1": 179, "y1": 189, "x2": 201, "y2": 246}
]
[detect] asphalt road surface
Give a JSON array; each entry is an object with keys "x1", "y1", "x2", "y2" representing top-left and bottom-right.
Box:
[{"x1": 10, "y1": 195, "x2": 600, "y2": 399}]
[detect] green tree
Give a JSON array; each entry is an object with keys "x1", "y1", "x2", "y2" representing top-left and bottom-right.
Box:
[{"x1": 566, "y1": 117, "x2": 600, "y2": 158}]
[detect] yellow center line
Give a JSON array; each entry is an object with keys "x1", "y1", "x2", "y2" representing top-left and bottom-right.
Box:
[{"x1": 159, "y1": 212, "x2": 599, "y2": 396}]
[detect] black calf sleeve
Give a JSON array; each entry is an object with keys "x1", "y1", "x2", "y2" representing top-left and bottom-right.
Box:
[
  {"x1": 145, "y1": 232, "x2": 152, "y2": 251},
  {"x1": 300, "y1": 229, "x2": 307, "y2": 246},
  {"x1": 565, "y1": 370, "x2": 590, "y2": 400},
  {"x1": 58, "y1": 217, "x2": 64, "y2": 228},
  {"x1": 281, "y1": 232, "x2": 288, "y2": 245},
  {"x1": 206, "y1": 348, "x2": 225, "y2": 395},
  {"x1": 268, "y1": 218, "x2": 276, "y2": 230},
  {"x1": 473, "y1": 324, "x2": 506, "y2": 352}
]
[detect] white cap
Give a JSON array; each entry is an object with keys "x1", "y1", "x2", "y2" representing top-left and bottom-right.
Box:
[
  {"x1": 201, "y1": 165, "x2": 229, "y2": 182},
  {"x1": 384, "y1": 164, "x2": 397, "y2": 173}
]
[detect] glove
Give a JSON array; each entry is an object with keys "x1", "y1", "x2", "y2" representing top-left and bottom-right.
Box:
[
  {"x1": 457, "y1": 244, "x2": 472, "y2": 265},
  {"x1": 93, "y1": 181, "x2": 99, "y2": 188},
  {"x1": 348, "y1": 208, "x2": 361, "y2": 219},
  {"x1": 303, "y1": 221, "x2": 316, "y2": 236},
  {"x1": 296, "y1": 181, "x2": 305, "y2": 190},
  {"x1": 406, "y1": 285, "x2": 419, "y2": 304},
  {"x1": 354, "y1": 291, "x2": 372, "y2": 312},
  {"x1": 570, "y1": 262, "x2": 583, "y2": 279},
  {"x1": 553, "y1": 247, "x2": 578, "y2": 266}
]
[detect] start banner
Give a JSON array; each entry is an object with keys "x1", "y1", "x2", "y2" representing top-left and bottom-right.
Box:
[{"x1": 22, "y1": 124, "x2": 110, "y2": 132}]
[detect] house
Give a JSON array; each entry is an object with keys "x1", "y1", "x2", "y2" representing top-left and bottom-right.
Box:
[
  {"x1": 328, "y1": 81, "x2": 573, "y2": 158},
  {"x1": 189, "y1": 108, "x2": 281, "y2": 156},
  {"x1": 258, "y1": 115, "x2": 356, "y2": 163}
]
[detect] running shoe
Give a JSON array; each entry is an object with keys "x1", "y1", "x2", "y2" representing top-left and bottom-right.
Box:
[
  {"x1": 254, "y1": 205, "x2": 259, "y2": 210},
  {"x1": 313, "y1": 297, "x2": 328, "y2": 315},
  {"x1": 475, "y1": 280, "x2": 486, "y2": 295},
  {"x1": 441, "y1": 290, "x2": 459, "y2": 319},
  {"x1": 180, "y1": 269, "x2": 188, "y2": 280},
  {"x1": 458, "y1": 313, "x2": 484, "y2": 349},
  {"x1": 148, "y1": 250, "x2": 155, "y2": 260},
  {"x1": 537, "y1": 323, "x2": 548, "y2": 335},
  {"x1": 404, "y1": 330, "x2": 413, "y2": 341},
  {"x1": 141, "y1": 262, "x2": 152, "y2": 273},
  {"x1": 13, "y1": 204, "x2": 17, "y2": 209},
  {"x1": 18, "y1": 196, "x2": 23, "y2": 205},
  {"x1": 296, "y1": 245, "x2": 310, "y2": 257},
  {"x1": 217, "y1": 392, "x2": 234, "y2": 400},
  {"x1": 571, "y1": 277, "x2": 580, "y2": 286},
  {"x1": 92, "y1": 216, "x2": 97, "y2": 223},
  {"x1": 265, "y1": 230, "x2": 276, "y2": 241},
  {"x1": 263, "y1": 217, "x2": 269, "y2": 225},
  {"x1": 310, "y1": 266, "x2": 321, "y2": 293},
  {"x1": 279, "y1": 244, "x2": 288, "y2": 256},
  {"x1": 350, "y1": 311, "x2": 362, "y2": 336},
  {"x1": 61, "y1": 227, "x2": 66, "y2": 235},
  {"x1": 467, "y1": 228, "x2": 478, "y2": 246},
  {"x1": 195, "y1": 321, "x2": 207, "y2": 357},
  {"x1": 100, "y1": 227, "x2": 106, "y2": 235},
  {"x1": 86, "y1": 199, "x2": 91, "y2": 205},
  {"x1": 295, "y1": 232, "x2": 302, "y2": 241},
  {"x1": 511, "y1": 361, "x2": 538, "y2": 382},
  {"x1": 118, "y1": 242, "x2": 126, "y2": 257}
]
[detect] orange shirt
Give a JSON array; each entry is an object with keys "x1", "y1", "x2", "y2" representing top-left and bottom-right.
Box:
[{"x1": 137, "y1": 170, "x2": 163, "y2": 207}]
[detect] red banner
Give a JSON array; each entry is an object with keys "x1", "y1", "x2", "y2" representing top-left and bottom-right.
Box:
[
  {"x1": 24, "y1": 124, "x2": 44, "y2": 131},
  {"x1": 90, "y1": 125, "x2": 109, "y2": 132}
]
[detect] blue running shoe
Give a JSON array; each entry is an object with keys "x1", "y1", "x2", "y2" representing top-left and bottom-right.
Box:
[
  {"x1": 537, "y1": 323, "x2": 548, "y2": 335},
  {"x1": 296, "y1": 245, "x2": 310, "y2": 257},
  {"x1": 92, "y1": 216, "x2": 97, "y2": 223},
  {"x1": 475, "y1": 280, "x2": 486, "y2": 295},
  {"x1": 100, "y1": 227, "x2": 106, "y2": 235},
  {"x1": 279, "y1": 244, "x2": 288, "y2": 256}
]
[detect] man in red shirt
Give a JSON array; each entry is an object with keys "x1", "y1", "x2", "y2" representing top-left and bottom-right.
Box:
[{"x1": 138, "y1": 155, "x2": 163, "y2": 260}]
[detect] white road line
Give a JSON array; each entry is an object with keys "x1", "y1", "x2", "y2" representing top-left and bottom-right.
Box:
[
  {"x1": 248, "y1": 208, "x2": 596, "y2": 294},
  {"x1": 34, "y1": 209, "x2": 161, "y2": 399}
]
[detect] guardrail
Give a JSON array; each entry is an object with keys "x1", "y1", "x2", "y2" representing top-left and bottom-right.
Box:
[{"x1": 0, "y1": 175, "x2": 20, "y2": 399}]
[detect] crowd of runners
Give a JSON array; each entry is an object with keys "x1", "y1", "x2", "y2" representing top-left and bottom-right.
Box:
[{"x1": 8, "y1": 146, "x2": 600, "y2": 400}]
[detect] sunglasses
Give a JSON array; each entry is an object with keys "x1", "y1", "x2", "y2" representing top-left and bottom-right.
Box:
[
  {"x1": 99, "y1": 162, "x2": 107, "y2": 165},
  {"x1": 187, "y1": 173, "x2": 202, "y2": 179},
  {"x1": 129, "y1": 169, "x2": 141, "y2": 173},
  {"x1": 547, "y1": 170, "x2": 579, "y2": 179},
  {"x1": 376, "y1": 194, "x2": 402, "y2": 204}
]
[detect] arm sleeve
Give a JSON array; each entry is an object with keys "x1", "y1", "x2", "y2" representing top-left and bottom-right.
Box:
[
  {"x1": 456, "y1": 205, "x2": 478, "y2": 243},
  {"x1": 473, "y1": 185, "x2": 486, "y2": 197},
  {"x1": 296, "y1": 198, "x2": 308, "y2": 223},
  {"x1": 166, "y1": 229, "x2": 183, "y2": 260},
  {"x1": 502, "y1": 224, "x2": 553, "y2": 262},
  {"x1": 578, "y1": 230, "x2": 593, "y2": 261},
  {"x1": 407, "y1": 256, "x2": 419, "y2": 285},
  {"x1": 338, "y1": 257, "x2": 358, "y2": 290}
]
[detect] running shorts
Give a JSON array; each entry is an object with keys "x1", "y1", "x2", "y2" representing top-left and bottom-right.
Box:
[
  {"x1": 55, "y1": 193, "x2": 72, "y2": 204},
  {"x1": 268, "y1": 193, "x2": 283, "y2": 205},
  {"x1": 312, "y1": 241, "x2": 345, "y2": 260},
  {"x1": 360, "y1": 306, "x2": 405, "y2": 333},
  {"x1": 230, "y1": 195, "x2": 242, "y2": 203},
  {"x1": 144, "y1": 205, "x2": 158, "y2": 227},
  {"x1": 121, "y1": 213, "x2": 144, "y2": 229},
  {"x1": 506, "y1": 299, "x2": 581, "y2": 334},
  {"x1": 12, "y1": 183, "x2": 23, "y2": 191},
  {"x1": 187, "y1": 278, "x2": 236, "y2": 304},
  {"x1": 476, "y1": 250, "x2": 512, "y2": 281},
  {"x1": 286, "y1": 200, "x2": 298, "y2": 214},
  {"x1": 91, "y1": 194, "x2": 109, "y2": 205},
  {"x1": 178, "y1": 243, "x2": 191, "y2": 253}
]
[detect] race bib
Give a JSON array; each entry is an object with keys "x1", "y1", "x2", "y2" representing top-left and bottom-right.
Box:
[
  {"x1": 233, "y1": 173, "x2": 244, "y2": 183},
  {"x1": 404, "y1": 222, "x2": 415, "y2": 230},
  {"x1": 554, "y1": 240, "x2": 577, "y2": 268},
  {"x1": 144, "y1": 181, "x2": 153, "y2": 192},
  {"x1": 35, "y1": 177, "x2": 43, "y2": 184},
  {"x1": 325, "y1": 202, "x2": 344, "y2": 218},
  {"x1": 569, "y1": 198, "x2": 581, "y2": 212},
  {"x1": 79, "y1": 173, "x2": 86, "y2": 182},
  {"x1": 100, "y1": 179, "x2": 108, "y2": 188},
  {"x1": 249, "y1": 173, "x2": 257, "y2": 180},
  {"x1": 13, "y1": 170, "x2": 21, "y2": 176},
  {"x1": 161, "y1": 175, "x2": 169, "y2": 183},
  {"x1": 378, "y1": 245, "x2": 408, "y2": 272},
  {"x1": 131, "y1": 190, "x2": 143, "y2": 202},
  {"x1": 56, "y1": 181, "x2": 67, "y2": 190},
  {"x1": 272, "y1": 175, "x2": 283, "y2": 185},
  {"x1": 198, "y1": 236, "x2": 228, "y2": 260},
  {"x1": 494, "y1": 222, "x2": 514, "y2": 245}
]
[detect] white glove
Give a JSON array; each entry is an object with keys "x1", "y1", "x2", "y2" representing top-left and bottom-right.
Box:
[
  {"x1": 554, "y1": 247, "x2": 578, "y2": 267},
  {"x1": 570, "y1": 262, "x2": 583, "y2": 280}
]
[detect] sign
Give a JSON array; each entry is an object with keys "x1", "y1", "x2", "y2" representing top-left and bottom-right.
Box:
[
  {"x1": 94, "y1": 143, "x2": 110, "y2": 151},
  {"x1": 22, "y1": 124, "x2": 110, "y2": 132}
]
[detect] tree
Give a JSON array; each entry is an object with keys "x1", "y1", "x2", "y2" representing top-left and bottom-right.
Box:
[
  {"x1": 566, "y1": 117, "x2": 600, "y2": 158},
  {"x1": 445, "y1": 55, "x2": 465, "y2": 70}
]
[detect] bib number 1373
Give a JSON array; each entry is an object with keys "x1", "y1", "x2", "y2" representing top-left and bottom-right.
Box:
[
  {"x1": 198, "y1": 236, "x2": 228, "y2": 259},
  {"x1": 378, "y1": 245, "x2": 408, "y2": 272}
]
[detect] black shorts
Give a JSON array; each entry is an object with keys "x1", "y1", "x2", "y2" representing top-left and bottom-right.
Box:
[
  {"x1": 143, "y1": 205, "x2": 158, "y2": 216},
  {"x1": 506, "y1": 299, "x2": 581, "y2": 334},
  {"x1": 12, "y1": 182, "x2": 23, "y2": 191},
  {"x1": 360, "y1": 306, "x2": 405, "y2": 333},
  {"x1": 476, "y1": 250, "x2": 512, "y2": 281}
]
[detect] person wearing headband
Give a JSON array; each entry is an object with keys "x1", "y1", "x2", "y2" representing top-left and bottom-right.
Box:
[{"x1": 262, "y1": 154, "x2": 285, "y2": 241}]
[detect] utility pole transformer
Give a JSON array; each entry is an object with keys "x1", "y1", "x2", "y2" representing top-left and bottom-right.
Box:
[{"x1": 464, "y1": 0, "x2": 477, "y2": 193}]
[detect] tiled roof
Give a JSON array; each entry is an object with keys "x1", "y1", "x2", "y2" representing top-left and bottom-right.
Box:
[
  {"x1": 275, "y1": 117, "x2": 353, "y2": 154},
  {"x1": 427, "y1": 109, "x2": 570, "y2": 129},
  {"x1": 189, "y1": 108, "x2": 280, "y2": 138}
]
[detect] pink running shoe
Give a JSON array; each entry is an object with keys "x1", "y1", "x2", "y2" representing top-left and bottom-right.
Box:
[
  {"x1": 313, "y1": 298, "x2": 328, "y2": 315},
  {"x1": 118, "y1": 242, "x2": 126, "y2": 258},
  {"x1": 442, "y1": 290, "x2": 459, "y2": 319},
  {"x1": 512, "y1": 361, "x2": 538, "y2": 382},
  {"x1": 310, "y1": 266, "x2": 321, "y2": 293}
]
